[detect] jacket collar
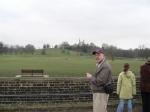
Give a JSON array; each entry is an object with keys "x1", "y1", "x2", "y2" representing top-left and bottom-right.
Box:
[{"x1": 95, "y1": 58, "x2": 105, "y2": 73}]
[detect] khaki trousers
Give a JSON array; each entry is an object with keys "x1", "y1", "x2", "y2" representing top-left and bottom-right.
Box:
[{"x1": 93, "y1": 93, "x2": 109, "y2": 112}]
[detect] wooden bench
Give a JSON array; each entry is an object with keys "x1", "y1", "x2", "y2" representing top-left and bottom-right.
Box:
[{"x1": 21, "y1": 69, "x2": 44, "y2": 77}]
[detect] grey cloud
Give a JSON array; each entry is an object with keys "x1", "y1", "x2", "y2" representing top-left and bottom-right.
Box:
[{"x1": 0, "y1": 0, "x2": 150, "y2": 49}]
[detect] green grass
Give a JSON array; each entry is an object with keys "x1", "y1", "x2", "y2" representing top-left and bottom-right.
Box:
[
  {"x1": 0, "y1": 49, "x2": 146, "y2": 77},
  {"x1": 0, "y1": 55, "x2": 145, "y2": 77},
  {"x1": 0, "y1": 55, "x2": 94, "y2": 77},
  {"x1": 36, "y1": 48, "x2": 81, "y2": 56},
  {"x1": 110, "y1": 59, "x2": 144, "y2": 77}
]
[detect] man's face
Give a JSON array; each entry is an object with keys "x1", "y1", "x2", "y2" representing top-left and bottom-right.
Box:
[{"x1": 95, "y1": 53, "x2": 104, "y2": 63}]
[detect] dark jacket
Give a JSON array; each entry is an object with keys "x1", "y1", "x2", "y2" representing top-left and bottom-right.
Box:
[
  {"x1": 90, "y1": 59, "x2": 113, "y2": 93},
  {"x1": 140, "y1": 63, "x2": 150, "y2": 93}
]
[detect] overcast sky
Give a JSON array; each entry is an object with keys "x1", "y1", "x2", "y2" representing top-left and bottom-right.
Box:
[{"x1": 0, "y1": 0, "x2": 150, "y2": 49}]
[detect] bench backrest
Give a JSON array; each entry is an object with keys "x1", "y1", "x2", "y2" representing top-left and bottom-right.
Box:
[{"x1": 21, "y1": 69, "x2": 44, "y2": 75}]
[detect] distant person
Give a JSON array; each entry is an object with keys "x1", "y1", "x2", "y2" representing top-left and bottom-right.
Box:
[
  {"x1": 116, "y1": 63, "x2": 136, "y2": 112},
  {"x1": 86, "y1": 48, "x2": 113, "y2": 112},
  {"x1": 140, "y1": 57, "x2": 150, "y2": 112}
]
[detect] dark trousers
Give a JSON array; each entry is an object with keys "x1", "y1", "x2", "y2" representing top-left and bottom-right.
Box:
[{"x1": 141, "y1": 91, "x2": 150, "y2": 112}]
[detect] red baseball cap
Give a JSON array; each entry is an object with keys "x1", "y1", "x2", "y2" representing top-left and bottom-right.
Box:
[{"x1": 92, "y1": 48, "x2": 104, "y2": 55}]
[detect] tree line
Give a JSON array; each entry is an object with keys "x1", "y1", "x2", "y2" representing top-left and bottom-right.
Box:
[
  {"x1": 0, "y1": 41, "x2": 150, "y2": 59},
  {"x1": 58, "y1": 41, "x2": 150, "y2": 59},
  {"x1": 0, "y1": 42, "x2": 35, "y2": 54}
]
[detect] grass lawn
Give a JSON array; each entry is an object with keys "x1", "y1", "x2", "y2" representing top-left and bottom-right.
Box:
[{"x1": 0, "y1": 54, "x2": 145, "y2": 77}]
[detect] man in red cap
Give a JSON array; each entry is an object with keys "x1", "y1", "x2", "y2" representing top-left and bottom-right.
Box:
[{"x1": 86, "y1": 48, "x2": 113, "y2": 112}]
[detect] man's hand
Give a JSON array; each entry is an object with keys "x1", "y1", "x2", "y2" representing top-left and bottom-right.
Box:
[{"x1": 86, "y1": 73, "x2": 92, "y2": 80}]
